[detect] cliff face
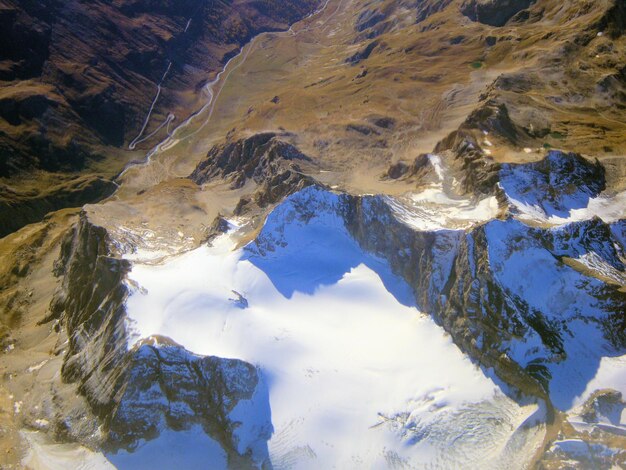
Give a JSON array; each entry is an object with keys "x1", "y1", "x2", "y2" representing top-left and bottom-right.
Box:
[
  {"x1": 48, "y1": 212, "x2": 272, "y2": 465},
  {"x1": 460, "y1": 0, "x2": 536, "y2": 27},
  {"x1": 190, "y1": 133, "x2": 317, "y2": 214},
  {"x1": 236, "y1": 148, "x2": 625, "y2": 407},
  {"x1": 107, "y1": 342, "x2": 271, "y2": 468},
  {"x1": 187, "y1": 130, "x2": 625, "y2": 407},
  {"x1": 345, "y1": 153, "x2": 626, "y2": 401},
  {"x1": 50, "y1": 213, "x2": 131, "y2": 414}
]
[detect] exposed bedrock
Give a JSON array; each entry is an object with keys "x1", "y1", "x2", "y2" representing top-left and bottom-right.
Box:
[
  {"x1": 106, "y1": 341, "x2": 271, "y2": 468},
  {"x1": 46, "y1": 143, "x2": 625, "y2": 458},
  {"x1": 346, "y1": 152, "x2": 625, "y2": 401},
  {"x1": 460, "y1": 0, "x2": 537, "y2": 27},
  {"x1": 47, "y1": 212, "x2": 272, "y2": 466},
  {"x1": 190, "y1": 132, "x2": 316, "y2": 214}
]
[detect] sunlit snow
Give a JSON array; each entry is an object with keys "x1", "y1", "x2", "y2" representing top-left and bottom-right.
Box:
[{"x1": 122, "y1": 188, "x2": 544, "y2": 469}]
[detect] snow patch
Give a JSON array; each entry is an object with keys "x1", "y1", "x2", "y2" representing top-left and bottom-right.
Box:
[
  {"x1": 485, "y1": 218, "x2": 626, "y2": 411},
  {"x1": 387, "y1": 191, "x2": 500, "y2": 231},
  {"x1": 22, "y1": 431, "x2": 114, "y2": 470},
  {"x1": 508, "y1": 190, "x2": 626, "y2": 226}
]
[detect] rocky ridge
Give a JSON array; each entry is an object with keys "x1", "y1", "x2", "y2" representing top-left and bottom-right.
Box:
[
  {"x1": 26, "y1": 139, "x2": 622, "y2": 466},
  {"x1": 0, "y1": 0, "x2": 625, "y2": 467}
]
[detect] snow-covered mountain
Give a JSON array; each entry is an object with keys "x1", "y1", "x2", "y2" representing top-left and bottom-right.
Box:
[{"x1": 1, "y1": 0, "x2": 625, "y2": 468}]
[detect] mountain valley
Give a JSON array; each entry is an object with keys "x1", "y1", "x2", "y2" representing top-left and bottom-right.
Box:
[{"x1": 0, "y1": 0, "x2": 625, "y2": 468}]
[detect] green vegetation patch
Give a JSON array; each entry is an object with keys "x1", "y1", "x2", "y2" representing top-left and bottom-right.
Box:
[{"x1": 549, "y1": 131, "x2": 566, "y2": 139}]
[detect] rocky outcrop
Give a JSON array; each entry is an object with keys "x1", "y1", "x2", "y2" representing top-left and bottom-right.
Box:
[
  {"x1": 190, "y1": 133, "x2": 316, "y2": 214},
  {"x1": 107, "y1": 340, "x2": 271, "y2": 467},
  {"x1": 461, "y1": 0, "x2": 536, "y2": 27},
  {"x1": 430, "y1": 100, "x2": 533, "y2": 197},
  {"x1": 383, "y1": 154, "x2": 436, "y2": 181},
  {"x1": 191, "y1": 133, "x2": 310, "y2": 187},
  {"x1": 343, "y1": 194, "x2": 547, "y2": 396},
  {"x1": 268, "y1": 151, "x2": 625, "y2": 402},
  {"x1": 346, "y1": 155, "x2": 625, "y2": 399},
  {"x1": 416, "y1": 0, "x2": 454, "y2": 24},
  {"x1": 47, "y1": 212, "x2": 272, "y2": 463},
  {"x1": 49, "y1": 213, "x2": 132, "y2": 414},
  {"x1": 539, "y1": 388, "x2": 626, "y2": 469},
  {"x1": 500, "y1": 151, "x2": 605, "y2": 217},
  {"x1": 434, "y1": 131, "x2": 501, "y2": 196},
  {"x1": 346, "y1": 40, "x2": 382, "y2": 65}
]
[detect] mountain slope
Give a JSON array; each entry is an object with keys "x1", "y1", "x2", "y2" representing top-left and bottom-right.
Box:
[
  {"x1": 0, "y1": 0, "x2": 319, "y2": 237},
  {"x1": 0, "y1": 0, "x2": 624, "y2": 468}
]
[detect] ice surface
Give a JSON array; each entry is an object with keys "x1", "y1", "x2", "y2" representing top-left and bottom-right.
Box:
[
  {"x1": 106, "y1": 426, "x2": 228, "y2": 469},
  {"x1": 384, "y1": 153, "x2": 500, "y2": 231},
  {"x1": 124, "y1": 187, "x2": 545, "y2": 469}
]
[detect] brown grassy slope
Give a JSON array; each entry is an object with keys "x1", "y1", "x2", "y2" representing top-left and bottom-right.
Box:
[
  {"x1": 123, "y1": 0, "x2": 624, "y2": 198},
  {"x1": 0, "y1": 0, "x2": 320, "y2": 237}
]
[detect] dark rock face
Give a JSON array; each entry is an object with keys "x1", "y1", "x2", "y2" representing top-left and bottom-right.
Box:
[
  {"x1": 434, "y1": 130, "x2": 501, "y2": 196},
  {"x1": 500, "y1": 151, "x2": 605, "y2": 218},
  {"x1": 415, "y1": 0, "x2": 454, "y2": 24},
  {"x1": 578, "y1": 389, "x2": 625, "y2": 425},
  {"x1": 190, "y1": 133, "x2": 316, "y2": 213},
  {"x1": 49, "y1": 214, "x2": 271, "y2": 463},
  {"x1": 342, "y1": 194, "x2": 544, "y2": 396},
  {"x1": 598, "y1": 0, "x2": 626, "y2": 39},
  {"x1": 346, "y1": 199, "x2": 625, "y2": 400},
  {"x1": 346, "y1": 40, "x2": 381, "y2": 65},
  {"x1": 465, "y1": 101, "x2": 521, "y2": 144},
  {"x1": 191, "y1": 133, "x2": 310, "y2": 187},
  {"x1": 356, "y1": 9, "x2": 387, "y2": 32},
  {"x1": 383, "y1": 154, "x2": 435, "y2": 180},
  {"x1": 50, "y1": 213, "x2": 132, "y2": 414},
  {"x1": 342, "y1": 153, "x2": 625, "y2": 400},
  {"x1": 461, "y1": 0, "x2": 536, "y2": 27},
  {"x1": 107, "y1": 343, "x2": 271, "y2": 468}
]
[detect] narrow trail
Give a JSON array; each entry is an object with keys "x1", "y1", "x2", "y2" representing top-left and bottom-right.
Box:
[
  {"x1": 118, "y1": 0, "x2": 341, "y2": 178},
  {"x1": 127, "y1": 3, "x2": 205, "y2": 152},
  {"x1": 128, "y1": 62, "x2": 172, "y2": 150}
]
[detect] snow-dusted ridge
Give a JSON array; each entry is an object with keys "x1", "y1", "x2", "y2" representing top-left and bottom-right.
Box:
[
  {"x1": 112, "y1": 150, "x2": 626, "y2": 468},
  {"x1": 120, "y1": 186, "x2": 547, "y2": 469},
  {"x1": 500, "y1": 150, "x2": 626, "y2": 226},
  {"x1": 385, "y1": 153, "x2": 501, "y2": 231}
]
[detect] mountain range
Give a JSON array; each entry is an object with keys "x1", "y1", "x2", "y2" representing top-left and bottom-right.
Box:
[{"x1": 0, "y1": 0, "x2": 624, "y2": 468}]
